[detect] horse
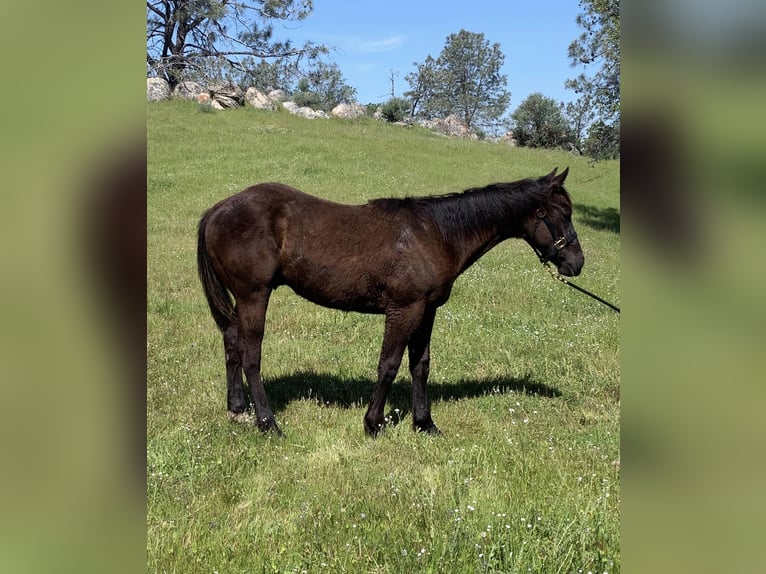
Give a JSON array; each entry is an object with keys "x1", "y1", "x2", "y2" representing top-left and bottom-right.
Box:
[{"x1": 197, "y1": 167, "x2": 584, "y2": 436}]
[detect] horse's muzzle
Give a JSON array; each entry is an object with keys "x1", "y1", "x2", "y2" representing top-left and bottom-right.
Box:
[{"x1": 556, "y1": 255, "x2": 584, "y2": 277}]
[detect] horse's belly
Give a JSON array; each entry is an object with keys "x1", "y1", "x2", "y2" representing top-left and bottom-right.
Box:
[
  {"x1": 280, "y1": 260, "x2": 385, "y2": 314},
  {"x1": 288, "y1": 280, "x2": 385, "y2": 314}
]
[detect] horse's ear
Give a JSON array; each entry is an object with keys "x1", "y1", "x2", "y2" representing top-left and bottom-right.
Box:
[
  {"x1": 552, "y1": 166, "x2": 569, "y2": 187},
  {"x1": 544, "y1": 167, "x2": 558, "y2": 180}
]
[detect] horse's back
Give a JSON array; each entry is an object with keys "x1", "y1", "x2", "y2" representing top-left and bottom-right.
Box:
[
  {"x1": 205, "y1": 183, "x2": 317, "y2": 238},
  {"x1": 200, "y1": 182, "x2": 446, "y2": 312},
  {"x1": 208, "y1": 182, "x2": 319, "y2": 217}
]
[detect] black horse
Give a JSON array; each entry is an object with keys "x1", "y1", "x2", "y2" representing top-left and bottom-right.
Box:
[{"x1": 197, "y1": 168, "x2": 583, "y2": 436}]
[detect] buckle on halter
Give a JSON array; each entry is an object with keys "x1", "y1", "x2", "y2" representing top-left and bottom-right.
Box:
[{"x1": 553, "y1": 236, "x2": 567, "y2": 250}]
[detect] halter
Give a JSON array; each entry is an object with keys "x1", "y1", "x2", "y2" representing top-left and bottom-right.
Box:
[
  {"x1": 525, "y1": 208, "x2": 619, "y2": 313},
  {"x1": 526, "y1": 209, "x2": 620, "y2": 314},
  {"x1": 528, "y1": 208, "x2": 579, "y2": 264}
]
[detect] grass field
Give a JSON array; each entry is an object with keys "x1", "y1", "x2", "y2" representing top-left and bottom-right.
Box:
[{"x1": 147, "y1": 99, "x2": 620, "y2": 573}]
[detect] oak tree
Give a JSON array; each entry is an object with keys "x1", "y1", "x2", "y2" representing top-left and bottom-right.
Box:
[{"x1": 406, "y1": 30, "x2": 510, "y2": 132}]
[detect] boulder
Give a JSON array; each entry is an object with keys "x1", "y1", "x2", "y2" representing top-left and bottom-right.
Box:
[
  {"x1": 331, "y1": 102, "x2": 367, "y2": 119},
  {"x1": 419, "y1": 114, "x2": 476, "y2": 139},
  {"x1": 282, "y1": 101, "x2": 328, "y2": 120},
  {"x1": 500, "y1": 131, "x2": 518, "y2": 146},
  {"x1": 173, "y1": 81, "x2": 205, "y2": 100},
  {"x1": 214, "y1": 95, "x2": 240, "y2": 108},
  {"x1": 197, "y1": 93, "x2": 224, "y2": 110},
  {"x1": 209, "y1": 83, "x2": 243, "y2": 108},
  {"x1": 244, "y1": 87, "x2": 277, "y2": 110},
  {"x1": 147, "y1": 77, "x2": 170, "y2": 102}
]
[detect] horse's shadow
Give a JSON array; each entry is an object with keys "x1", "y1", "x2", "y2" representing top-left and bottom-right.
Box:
[
  {"x1": 574, "y1": 203, "x2": 620, "y2": 234},
  {"x1": 261, "y1": 370, "x2": 561, "y2": 426}
]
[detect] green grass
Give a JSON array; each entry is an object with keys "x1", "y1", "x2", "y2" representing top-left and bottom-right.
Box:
[{"x1": 148, "y1": 99, "x2": 620, "y2": 573}]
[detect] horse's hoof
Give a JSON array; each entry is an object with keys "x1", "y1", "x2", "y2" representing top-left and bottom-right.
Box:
[
  {"x1": 415, "y1": 422, "x2": 441, "y2": 435},
  {"x1": 257, "y1": 418, "x2": 284, "y2": 437},
  {"x1": 364, "y1": 419, "x2": 384, "y2": 437}
]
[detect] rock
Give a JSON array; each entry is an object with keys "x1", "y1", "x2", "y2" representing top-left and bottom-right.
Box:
[
  {"x1": 197, "y1": 93, "x2": 223, "y2": 110},
  {"x1": 419, "y1": 114, "x2": 476, "y2": 139},
  {"x1": 210, "y1": 83, "x2": 243, "y2": 108},
  {"x1": 147, "y1": 77, "x2": 170, "y2": 102},
  {"x1": 500, "y1": 131, "x2": 518, "y2": 146},
  {"x1": 244, "y1": 87, "x2": 277, "y2": 110},
  {"x1": 213, "y1": 95, "x2": 240, "y2": 108},
  {"x1": 282, "y1": 101, "x2": 328, "y2": 119},
  {"x1": 331, "y1": 102, "x2": 367, "y2": 119},
  {"x1": 173, "y1": 81, "x2": 204, "y2": 100}
]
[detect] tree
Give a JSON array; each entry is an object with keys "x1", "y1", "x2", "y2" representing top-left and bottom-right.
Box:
[
  {"x1": 404, "y1": 56, "x2": 440, "y2": 118},
  {"x1": 566, "y1": 0, "x2": 620, "y2": 158},
  {"x1": 292, "y1": 61, "x2": 357, "y2": 111},
  {"x1": 583, "y1": 119, "x2": 620, "y2": 159},
  {"x1": 235, "y1": 57, "x2": 296, "y2": 93},
  {"x1": 564, "y1": 94, "x2": 597, "y2": 152},
  {"x1": 405, "y1": 30, "x2": 510, "y2": 132},
  {"x1": 510, "y1": 93, "x2": 575, "y2": 149},
  {"x1": 146, "y1": 1, "x2": 326, "y2": 88}
]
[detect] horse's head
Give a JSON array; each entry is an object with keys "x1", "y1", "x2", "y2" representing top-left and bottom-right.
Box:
[{"x1": 523, "y1": 167, "x2": 584, "y2": 277}]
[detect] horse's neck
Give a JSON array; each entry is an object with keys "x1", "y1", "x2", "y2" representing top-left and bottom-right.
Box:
[
  {"x1": 449, "y1": 226, "x2": 508, "y2": 276},
  {"x1": 433, "y1": 194, "x2": 523, "y2": 275}
]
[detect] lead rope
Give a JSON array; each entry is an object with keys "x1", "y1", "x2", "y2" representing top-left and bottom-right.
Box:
[{"x1": 542, "y1": 262, "x2": 620, "y2": 314}]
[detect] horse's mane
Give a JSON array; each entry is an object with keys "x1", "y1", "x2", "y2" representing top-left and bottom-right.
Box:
[{"x1": 369, "y1": 178, "x2": 569, "y2": 239}]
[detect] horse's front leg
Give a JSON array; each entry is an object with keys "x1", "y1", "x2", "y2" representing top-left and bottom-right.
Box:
[
  {"x1": 408, "y1": 307, "x2": 440, "y2": 434},
  {"x1": 364, "y1": 305, "x2": 424, "y2": 436}
]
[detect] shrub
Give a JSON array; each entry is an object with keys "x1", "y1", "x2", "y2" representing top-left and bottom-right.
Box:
[
  {"x1": 380, "y1": 97, "x2": 411, "y2": 123},
  {"x1": 292, "y1": 90, "x2": 322, "y2": 110}
]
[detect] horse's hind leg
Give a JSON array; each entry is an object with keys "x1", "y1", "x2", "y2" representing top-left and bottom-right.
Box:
[
  {"x1": 237, "y1": 288, "x2": 282, "y2": 435},
  {"x1": 223, "y1": 323, "x2": 249, "y2": 417}
]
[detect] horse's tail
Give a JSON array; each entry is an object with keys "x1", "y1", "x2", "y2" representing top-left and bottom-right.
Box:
[{"x1": 197, "y1": 210, "x2": 237, "y2": 332}]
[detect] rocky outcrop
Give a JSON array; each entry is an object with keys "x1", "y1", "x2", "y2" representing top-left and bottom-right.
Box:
[
  {"x1": 146, "y1": 78, "x2": 240, "y2": 108},
  {"x1": 148, "y1": 79, "x2": 486, "y2": 141}
]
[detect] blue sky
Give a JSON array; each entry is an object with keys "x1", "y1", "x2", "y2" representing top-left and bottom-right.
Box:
[{"x1": 288, "y1": 0, "x2": 586, "y2": 111}]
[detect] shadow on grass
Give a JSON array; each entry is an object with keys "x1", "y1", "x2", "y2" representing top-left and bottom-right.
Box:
[
  {"x1": 261, "y1": 370, "x2": 561, "y2": 427},
  {"x1": 574, "y1": 203, "x2": 620, "y2": 234}
]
